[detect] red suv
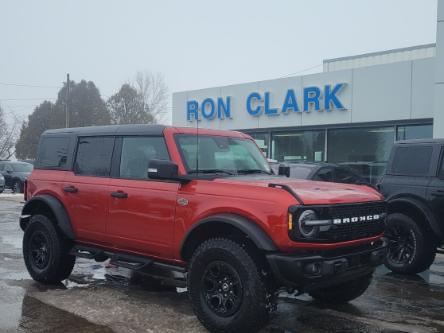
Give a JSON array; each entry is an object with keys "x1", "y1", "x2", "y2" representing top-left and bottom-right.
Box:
[{"x1": 21, "y1": 125, "x2": 387, "y2": 332}]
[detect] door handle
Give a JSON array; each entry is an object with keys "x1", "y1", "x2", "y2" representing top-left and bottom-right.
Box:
[
  {"x1": 63, "y1": 186, "x2": 78, "y2": 193},
  {"x1": 111, "y1": 191, "x2": 128, "y2": 199}
]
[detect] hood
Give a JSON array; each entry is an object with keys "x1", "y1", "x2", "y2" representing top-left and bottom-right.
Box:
[{"x1": 214, "y1": 175, "x2": 383, "y2": 205}]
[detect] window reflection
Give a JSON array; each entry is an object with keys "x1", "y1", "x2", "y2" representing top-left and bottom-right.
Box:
[
  {"x1": 327, "y1": 127, "x2": 395, "y2": 185},
  {"x1": 271, "y1": 131, "x2": 325, "y2": 163}
]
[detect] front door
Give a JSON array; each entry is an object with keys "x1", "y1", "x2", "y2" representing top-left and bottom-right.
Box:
[
  {"x1": 63, "y1": 136, "x2": 116, "y2": 246},
  {"x1": 107, "y1": 136, "x2": 179, "y2": 259}
]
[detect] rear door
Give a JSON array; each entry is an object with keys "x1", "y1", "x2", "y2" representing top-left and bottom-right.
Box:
[
  {"x1": 107, "y1": 136, "x2": 179, "y2": 259},
  {"x1": 427, "y1": 146, "x2": 444, "y2": 235},
  {"x1": 381, "y1": 144, "x2": 434, "y2": 200},
  {"x1": 63, "y1": 136, "x2": 115, "y2": 246}
]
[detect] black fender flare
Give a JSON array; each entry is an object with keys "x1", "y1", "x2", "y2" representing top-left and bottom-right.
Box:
[
  {"x1": 21, "y1": 195, "x2": 75, "y2": 239},
  {"x1": 180, "y1": 213, "x2": 278, "y2": 259},
  {"x1": 388, "y1": 196, "x2": 443, "y2": 239}
]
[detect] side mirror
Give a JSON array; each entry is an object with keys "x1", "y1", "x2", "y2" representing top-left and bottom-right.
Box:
[
  {"x1": 148, "y1": 159, "x2": 188, "y2": 183},
  {"x1": 278, "y1": 164, "x2": 290, "y2": 177},
  {"x1": 6, "y1": 169, "x2": 12, "y2": 174}
]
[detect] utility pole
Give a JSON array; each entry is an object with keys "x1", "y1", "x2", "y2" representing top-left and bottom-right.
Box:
[{"x1": 65, "y1": 73, "x2": 70, "y2": 128}]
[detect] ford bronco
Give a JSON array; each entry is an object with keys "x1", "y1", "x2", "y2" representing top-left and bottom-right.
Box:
[
  {"x1": 21, "y1": 125, "x2": 386, "y2": 332},
  {"x1": 379, "y1": 139, "x2": 444, "y2": 274}
]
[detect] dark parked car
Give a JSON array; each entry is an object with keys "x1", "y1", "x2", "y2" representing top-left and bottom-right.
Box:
[
  {"x1": 0, "y1": 160, "x2": 33, "y2": 193},
  {"x1": 270, "y1": 162, "x2": 370, "y2": 186},
  {"x1": 379, "y1": 139, "x2": 444, "y2": 274}
]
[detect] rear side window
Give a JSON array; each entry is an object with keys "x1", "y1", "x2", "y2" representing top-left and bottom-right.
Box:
[
  {"x1": 391, "y1": 146, "x2": 433, "y2": 176},
  {"x1": 119, "y1": 136, "x2": 170, "y2": 179},
  {"x1": 37, "y1": 136, "x2": 70, "y2": 169},
  {"x1": 74, "y1": 137, "x2": 115, "y2": 177}
]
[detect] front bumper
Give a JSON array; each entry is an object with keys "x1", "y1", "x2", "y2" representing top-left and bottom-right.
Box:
[{"x1": 267, "y1": 238, "x2": 387, "y2": 291}]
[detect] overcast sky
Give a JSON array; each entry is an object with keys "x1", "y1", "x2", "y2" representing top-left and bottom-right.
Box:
[{"x1": 0, "y1": 0, "x2": 438, "y2": 124}]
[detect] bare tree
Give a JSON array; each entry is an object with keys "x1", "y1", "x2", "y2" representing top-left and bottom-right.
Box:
[
  {"x1": 0, "y1": 106, "x2": 20, "y2": 160},
  {"x1": 134, "y1": 71, "x2": 168, "y2": 123}
]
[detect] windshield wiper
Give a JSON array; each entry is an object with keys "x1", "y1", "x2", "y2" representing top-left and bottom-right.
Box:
[
  {"x1": 236, "y1": 169, "x2": 272, "y2": 175},
  {"x1": 188, "y1": 169, "x2": 235, "y2": 175}
]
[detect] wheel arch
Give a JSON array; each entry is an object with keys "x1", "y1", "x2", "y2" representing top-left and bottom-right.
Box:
[
  {"x1": 387, "y1": 196, "x2": 442, "y2": 241},
  {"x1": 180, "y1": 213, "x2": 278, "y2": 261},
  {"x1": 20, "y1": 195, "x2": 75, "y2": 239}
]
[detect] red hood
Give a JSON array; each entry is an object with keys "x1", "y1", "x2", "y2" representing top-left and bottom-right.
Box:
[{"x1": 215, "y1": 176, "x2": 383, "y2": 205}]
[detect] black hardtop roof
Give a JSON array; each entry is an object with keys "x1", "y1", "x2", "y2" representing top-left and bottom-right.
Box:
[
  {"x1": 42, "y1": 124, "x2": 167, "y2": 136},
  {"x1": 395, "y1": 138, "x2": 444, "y2": 145}
]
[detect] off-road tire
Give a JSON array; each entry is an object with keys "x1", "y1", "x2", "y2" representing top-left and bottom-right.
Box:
[
  {"x1": 188, "y1": 238, "x2": 269, "y2": 333},
  {"x1": 23, "y1": 215, "x2": 75, "y2": 284},
  {"x1": 384, "y1": 213, "x2": 436, "y2": 274},
  {"x1": 309, "y1": 273, "x2": 373, "y2": 303}
]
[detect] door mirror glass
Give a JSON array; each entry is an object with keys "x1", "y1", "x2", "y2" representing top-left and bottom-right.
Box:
[{"x1": 148, "y1": 159, "x2": 181, "y2": 181}]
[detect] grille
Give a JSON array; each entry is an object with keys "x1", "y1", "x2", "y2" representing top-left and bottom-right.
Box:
[
  {"x1": 320, "y1": 202, "x2": 386, "y2": 242},
  {"x1": 290, "y1": 201, "x2": 387, "y2": 243}
]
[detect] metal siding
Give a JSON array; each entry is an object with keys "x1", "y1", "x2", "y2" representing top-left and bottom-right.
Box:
[
  {"x1": 411, "y1": 58, "x2": 435, "y2": 120},
  {"x1": 351, "y1": 61, "x2": 411, "y2": 123}
]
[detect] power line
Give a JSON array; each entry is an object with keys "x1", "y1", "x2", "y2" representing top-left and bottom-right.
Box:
[
  {"x1": 0, "y1": 97, "x2": 56, "y2": 101},
  {"x1": 0, "y1": 81, "x2": 61, "y2": 89},
  {"x1": 279, "y1": 63, "x2": 323, "y2": 78}
]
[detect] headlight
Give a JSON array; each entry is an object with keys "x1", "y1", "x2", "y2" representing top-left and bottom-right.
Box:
[{"x1": 298, "y1": 210, "x2": 319, "y2": 238}]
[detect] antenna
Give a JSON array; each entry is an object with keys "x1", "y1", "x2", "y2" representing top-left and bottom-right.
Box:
[{"x1": 196, "y1": 108, "x2": 199, "y2": 177}]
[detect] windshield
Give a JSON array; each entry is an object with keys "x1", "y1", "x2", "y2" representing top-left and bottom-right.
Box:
[
  {"x1": 11, "y1": 163, "x2": 33, "y2": 173},
  {"x1": 176, "y1": 134, "x2": 271, "y2": 175}
]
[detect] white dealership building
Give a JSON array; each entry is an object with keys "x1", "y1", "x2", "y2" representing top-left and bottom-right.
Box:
[{"x1": 173, "y1": 0, "x2": 444, "y2": 184}]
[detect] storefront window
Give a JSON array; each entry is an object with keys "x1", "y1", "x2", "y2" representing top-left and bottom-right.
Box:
[
  {"x1": 327, "y1": 127, "x2": 395, "y2": 184},
  {"x1": 249, "y1": 133, "x2": 270, "y2": 158},
  {"x1": 396, "y1": 124, "x2": 433, "y2": 141},
  {"x1": 271, "y1": 130, "x2": 325, "y2": 163}
]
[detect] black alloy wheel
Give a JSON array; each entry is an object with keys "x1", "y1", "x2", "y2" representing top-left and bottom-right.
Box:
[
  {"x1": 385, "y1": 224, "x2": 416, "y2": 267},
  {"x1": 201, "y1": 261, "x2": 243, "y2": 317},
  {"x1": 29, "y1": 231, "x2": 50, "y2": 270},
  {"x1": 383, "y1": 213, "x2": 436, "y2": 274}
]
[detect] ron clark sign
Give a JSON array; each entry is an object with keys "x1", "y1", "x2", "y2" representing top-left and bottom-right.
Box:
[{"x1": 186, "y1": 83, "x2": 347, "y2": 122}]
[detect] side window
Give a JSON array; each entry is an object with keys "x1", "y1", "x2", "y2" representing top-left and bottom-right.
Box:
[
  {"x1": 37, "y1": 136, "x2": 70, "y2": 169},
  {"x1": 335, "y1": 167, "x2": 358, "y2": 184},
  {"x1": 0, "y1": 163, "x2": 4, "y2": 171},
  {"x1": 74, "y1": 137, "x2": 115, "y2": 177},
  {"x1": 119, "y1": 136, "x2": 169, "y2": 179},
  {"x1": 391, "y1": 146, "x2": 433, "y2": 176},
  {"x1": 439, "y1": 148, "x2": 444, "y2": 179},
  {"x1": 313, "y1": 167, "x2": 334, "y2": 182}
]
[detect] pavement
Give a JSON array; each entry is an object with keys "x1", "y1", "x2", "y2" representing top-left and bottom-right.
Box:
[{"x1": 1, "y1": 192, "x2": 444, "y2": 333}]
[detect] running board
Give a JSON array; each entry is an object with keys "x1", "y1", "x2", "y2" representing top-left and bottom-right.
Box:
[{"x1": 69, "y1": 244, "x2": 186, "y2": 273}]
